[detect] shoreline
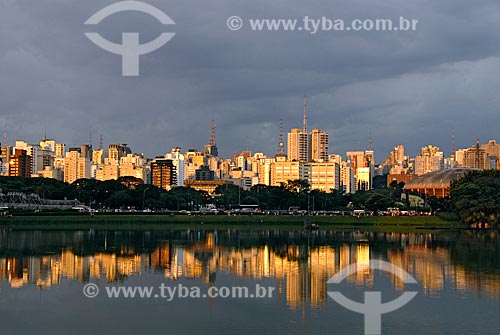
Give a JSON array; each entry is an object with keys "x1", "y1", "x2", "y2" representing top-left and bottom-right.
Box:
[{"x1": 0, "y1": 214, "x2": 466, "y2": 231}]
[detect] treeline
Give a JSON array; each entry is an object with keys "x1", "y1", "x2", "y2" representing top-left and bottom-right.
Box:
[
  {"x1": 1, "y1": 170, "x2": 498, "y2": 226},
  {"x1": 0, "y1": 176, "x2": 407, "y2": 211},
  {"x1": 450, "y1": 170, "x2": 500, "y2": 226},
  {"x1": 0, "y1": 176, "x2": 209, "y2": 210},
  {"x1": 214, "y1": 180, "x2": 406, "y2": 211}
]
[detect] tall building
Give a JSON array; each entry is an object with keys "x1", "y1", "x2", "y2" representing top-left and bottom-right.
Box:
[
  {"x1": 462, "y1": 140, "x2": 488, "y2": 170},
  {"x1": 40, "y1": 138, "x2": 56, "y2": 152},
  {"x1": 14, "y1": 141, "x2": 39, "y2": 175},
  {"x1": 55, "y1": 143, "x2": 66, "y2": 158},
  {"x1": 415, "y1": 145, "x2": 444, "y2": 175},
  {"x1": 119, "y1": 154, "x2": 147, "y2": 182},
  {"x1": 81, "y1": 144, "x2": 93, "y2": 161},
  {"x1": 0, "y1": 146, "x2": 12, "y2": 176},
  {"x1": 8, "y1": 149, "x2": 32, "y2": 177},
  {"x1": 345, "y1": 149, "x2": 375, "y2": 191},
  {"x1": 481, "y1": 139, "x2": 500, "y2": 158},
  {"x1": 481, "y1": 140, "x2": 500, "y2": 169},
  {"x1": 340, "y1": 161, "x2": 356, "y2": 194},
  {"x1": 286, "y1": 94, "x2": 329, "y2": 163},
  {"x1": 345, "y1": 151, "x2": 366, "y2": 190},
  {"x1": 288, "y1": 95, "x2": 312, "y2": 162},
  {"x1": 357, "y1": 167, "x2": 371, "y2": 191},
  {"x1": 393, "y1": 145, "x2": 405, "y2": 165},
  {"x1": 310, "y1": 129, "x2": 329, "y2": 162},
  {"x1": 164, "y1": 147, "x2": 186, "y2": 186},
  {"x1": 151, "y1": 159, "x2": 176, "y2": 190},
  {"x1": 92, "y1": 149, "x2": 105, "y2": 165},
  {"x1": 108, "y1": 144, "x2": 131, "y2": 162},
  {"x1": 287, "y1": 128, "x2": 310, "y2": 162},
  {"x1": 270, "y1": 156, "x2": 305, "y2": 186},
  {"x1": 257, "y1": 157, "x2": 275, "y2": 186},
  {"x1": 345, "y1": 151, "x2": 366, "y2": 172},
  {"x1": 64, "y1": 149, "x2": 91, "y2": 184},
  {"x1": 185, "y1": 149, "x2": 206, "y2": 180},
  {"x1": 304, "y1": 162, "x2": 340, "y2": 192},
  {"x1": 95, "y1": 165, "x2": 119, "y2": 181}
]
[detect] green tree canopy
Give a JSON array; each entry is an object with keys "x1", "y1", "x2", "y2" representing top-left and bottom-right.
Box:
[{"x1": 450, "y1": 170, "x2": 500, "y2": 226}]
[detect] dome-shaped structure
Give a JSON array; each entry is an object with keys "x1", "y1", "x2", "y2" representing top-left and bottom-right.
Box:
[{"x1": 404, "y1": 168, "x2": 476, "y2": 197}]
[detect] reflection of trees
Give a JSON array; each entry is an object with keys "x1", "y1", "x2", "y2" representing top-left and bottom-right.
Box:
[{"x1": 449, "y1": 231, "x2": 500, "y2": 275}]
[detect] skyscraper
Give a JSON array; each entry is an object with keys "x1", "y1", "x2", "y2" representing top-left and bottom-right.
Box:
[
  {"x1": 8, "y1": 149, "x2": 32, "y2": 177},
  {"x1": 64, "y1": 149, "x2": 91, "y2": 184},
  {"x1": 164, "y1": 147, "x2": 186, "y2": 186},
  {"x1": 462, "y1": 140, "x2": 488, "y2": 170},
  {"x1": 346, "y1": 151, "x2": 373, "y2": 191},
  {"x1": 288, "y1": 95, "x2": 310, "y2": 161},
  {"x1": 287, "y1": 94, "x2": 328, "y2": 162},
  {"x1": 287, "y1": 128, "x2": 310, "y2": 162},
  {"x1": 310, "y1": 129, "x2": 329, "y2": 162},
  {"x1": 415, "y1": 145, "x2": 443, "y2": 175},
  {"x1": 108, "y1": 144, "x2": 131, "y2": 162},
  {"x1": 151, "y1": 159, "x2": 176, "y2": 190}
]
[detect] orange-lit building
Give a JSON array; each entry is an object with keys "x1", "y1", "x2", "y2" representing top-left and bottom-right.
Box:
[
  {"x1": 9, "y1": 149, "x2": 32, "y2": 177},
  {"x1": 404, "y1": 168, "x2": 475, "y2": 198}
]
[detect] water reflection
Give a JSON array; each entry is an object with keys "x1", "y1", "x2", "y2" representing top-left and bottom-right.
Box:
[{"x1": 0, "y1": 229, "x2": 499, "y2": 309}]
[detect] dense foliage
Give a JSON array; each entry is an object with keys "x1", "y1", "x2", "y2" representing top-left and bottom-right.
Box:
[
  {"x1": 450, "y1": 170, "x2": 500, "y2": 226},
  {"x1": 0, "y1": 176, "x2": 410, "y2": 212}
]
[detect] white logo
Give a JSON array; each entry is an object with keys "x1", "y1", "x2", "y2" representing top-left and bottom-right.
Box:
[
  {"x1": 327, "y1": 259, "x2": 418, "y2": 335},
  {"x1": 84, "y1": 1, "x2": 175, "y2": 76},
  {"x1": 82, "y1": 283, "x2": 100, "y2": 298}
]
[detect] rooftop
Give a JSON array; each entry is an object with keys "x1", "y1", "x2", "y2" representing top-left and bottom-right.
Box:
[{"x1": 404, "y1": 168, "x2": 476, "y2": 189}]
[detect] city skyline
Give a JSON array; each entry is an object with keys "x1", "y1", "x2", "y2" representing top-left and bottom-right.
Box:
[
  {"x1": 2, "y1": 120, "x2": 498, "y2": 196},
  {"x1": 1, "y1": 1, "x2": 500, "y2": 160},
  {"x1": 1, "y1": 115, "x2": 497, "y2": 163},
  {"x1": 1, "y1": 1, "x2": 499, "y2": 334}
]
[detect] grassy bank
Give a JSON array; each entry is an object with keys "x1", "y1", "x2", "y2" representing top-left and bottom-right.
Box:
[{"x1": 0, "y1": 214, "x2": 463, "y2": 231}]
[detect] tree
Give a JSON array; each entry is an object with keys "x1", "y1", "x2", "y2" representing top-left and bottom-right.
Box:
[
  {"x1": 450, "y1": 170, "x2": 500, "y2": 226},
  {"x1": 214, "y1": 184, "x2": 245, "y2": 208},
  {"x1": 364, "y1": 190, "x2": 394, "y2": 211},
  {"x1": 282, "y1": 180, "x2": 310, "y2": 193},
  {"x1": 104, "y1": 190, "x2": 133, "y2": 208}
]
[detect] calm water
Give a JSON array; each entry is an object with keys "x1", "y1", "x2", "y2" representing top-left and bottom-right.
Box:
[{"x1": 0, "y1": 228, "x2": 499, "y2": 335}]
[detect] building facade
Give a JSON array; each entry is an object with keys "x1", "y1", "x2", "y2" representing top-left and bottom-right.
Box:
[{"x1": 151, "y1": 159, "x2": 176, "y2": 190}]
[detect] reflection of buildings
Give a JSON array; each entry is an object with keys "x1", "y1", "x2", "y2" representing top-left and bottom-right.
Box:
[
  {"x1": 1, "y1": 232, "x2": 499, "y2": 310},
  {"x1": 387, "y1": 234, "x2": 500, "y2": 298},
  {"x1": 0, "y1": 235, "x2": 372, "y2": 310}
]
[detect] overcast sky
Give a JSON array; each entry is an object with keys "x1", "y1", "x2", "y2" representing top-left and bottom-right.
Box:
[{"x1": 1, "y1": 0, "x2": 499, "y2": 162}]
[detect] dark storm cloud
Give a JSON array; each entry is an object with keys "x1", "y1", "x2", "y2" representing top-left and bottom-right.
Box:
[{"x1": 1, "y1": 0, "x2": 500, "y2": 160}]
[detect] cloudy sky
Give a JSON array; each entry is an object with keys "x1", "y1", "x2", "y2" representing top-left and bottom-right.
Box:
[{"x1": 1, "y1": 0, "x2": 499, "y2": 161}]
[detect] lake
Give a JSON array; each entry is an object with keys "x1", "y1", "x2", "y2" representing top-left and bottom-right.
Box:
[{"x1": 0, "y1": 228, "x2": 499, "y2": 334}]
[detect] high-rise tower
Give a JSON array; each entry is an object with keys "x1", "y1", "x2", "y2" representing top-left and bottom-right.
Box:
[
  {"x1": 311, "y1": 129, "x2": 329, "y2": 161},
  {"x1": 303, "y1": 92, "x2": 308, "y2": 134},
  {"x1": 204, "y1": 117, "x2": 218, "y2": 157},
  {"x1": 210, "y1": 117, "x2": 216, "y2": 147},
  {"x1": 277, "y1": 115, "x2": 286, "y2": 156},
  {"x1": 287, "y1": 93, "x2": 313, "y2": 162}
]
